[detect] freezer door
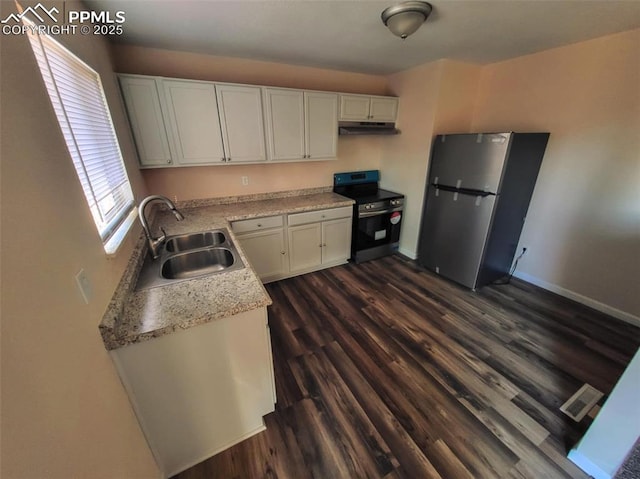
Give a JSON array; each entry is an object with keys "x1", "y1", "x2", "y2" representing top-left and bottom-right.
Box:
[
  {"x1": 418, "y1": 188, "x2": 496, "y2": 289},
  {"x1": 429, "y1": 133, "x2": 511, "y2": 193}
]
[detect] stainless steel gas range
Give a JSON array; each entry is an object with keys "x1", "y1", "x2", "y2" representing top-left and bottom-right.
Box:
[{"x1": 333, "y1": 170, "x2": 404, "y2": 263}]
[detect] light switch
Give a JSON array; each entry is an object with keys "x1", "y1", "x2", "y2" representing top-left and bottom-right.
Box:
[{"x1": 75, "y1": 269, "x2": 92, "y2": 304}]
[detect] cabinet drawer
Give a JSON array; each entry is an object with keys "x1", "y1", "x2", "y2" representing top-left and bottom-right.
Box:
[
  {"x1": 231, "y1": 215, "x2": 283, "y2": 234},
  {"x1": 288, "y1": 206, "x2": 352, "y2": 226}
]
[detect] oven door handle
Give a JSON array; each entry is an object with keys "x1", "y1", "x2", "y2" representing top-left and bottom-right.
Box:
[{"x1": 358, "y1": 207, "x2": 403, "y2": 218}]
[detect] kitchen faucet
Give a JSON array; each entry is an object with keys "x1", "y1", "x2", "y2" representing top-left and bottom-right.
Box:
[{"x1": 138, "y1": 195, "x2": 185, "y2": 259}]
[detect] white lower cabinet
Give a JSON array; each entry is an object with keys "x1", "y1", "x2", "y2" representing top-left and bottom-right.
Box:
[
  {"x1": 287, "y1": 206, "x2": 352, "y2": 274},
  {"x1": 321, "y1": 217, "x2": 352, "y2": 264},
  {"x1": 236, "y1": 228, "x2": 287, "y2": 282},
  {"x1": 232, "y1": 215, "x2": 288, "y2": 283},
  {"x1": 288, "y1": 222, "x2": 323, "y2": 272},
  {"x1": 110, "y1": 307, "x2": 275, "y2": 478},
  {"x1": 232, "y1": 206, "x2": 352, "y2": 282}
]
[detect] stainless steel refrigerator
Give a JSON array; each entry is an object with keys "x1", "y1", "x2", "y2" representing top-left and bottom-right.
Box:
[{"x1": 417, "y1": 132, "x2": 550, "y2": 290}]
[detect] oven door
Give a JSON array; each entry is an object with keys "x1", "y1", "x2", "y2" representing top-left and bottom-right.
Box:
[{"x1": 355, "y1": 208, "x2": 402, "y2": 253}]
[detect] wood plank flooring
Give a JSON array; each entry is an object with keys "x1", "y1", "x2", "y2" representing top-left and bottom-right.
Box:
[{"x1": 173, "y1": 255, "x2": 640, "y2": 479}]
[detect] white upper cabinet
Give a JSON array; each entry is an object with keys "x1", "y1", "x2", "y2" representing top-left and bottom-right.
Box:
[
  {"x1": 118, "y1": 73, "x2": 394, "y2": 169},
  {"x1": 369, "y1": 96, "x2": 399, "y2": 122},
  {"x1": 305, "y1": 92, "x2": 338, "y2": 160},
  {"x1": 339, "y1": 94, "x2": 398, "y2": 122},
  {"x1": 118, "y1": 75, "x2": 173, "y2": 168},
  {"x1": 339, "y1": 95, "x2": 371, "y2": 121},
  {"x1": 215, "y1": 84, "x2": 267, "y2": 163},
  {"x1": 264, "y1": 88, "x2": 338, "y2": 161},
  {"x1": 263, "y1": 89, "x2": 305, "y2": 161},
  {"x1": 162, "y1": 79, "x2": 226, "y2": 165}
]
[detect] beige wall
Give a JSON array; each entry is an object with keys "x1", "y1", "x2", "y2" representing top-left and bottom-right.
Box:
[
  {"x1": 381, "y1": 60, "x2": 482, "y2": 256},
  {"x1": 0, "y1": 2, "x2": 158, "y2": 477},
  {"x1": 112, "y1": 45, "x2": 389, "y2": 200},
  {"x1": 382, "y1": 34, "x2": 639, "y2": 321},
  {"x1": 472, "y1": 29, "x2": 640, "y2": 319},
  {"x1": 380, "y1": 61, "x2": 441, "y2": 256}
]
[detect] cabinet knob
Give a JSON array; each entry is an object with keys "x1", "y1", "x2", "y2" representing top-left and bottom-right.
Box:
[
  {"x1": 280, "y1": 251, "x2": 286, "y2": 255},
  {"x1": 167, "y1": 159, "x2": 172, "y2": 164},
  {"x1": 257, "y1": 224, "x2": 262, "y2": 228},
  {"x1": 221, "y1": 158, "x2": 226, "y2": 162},
  {"x1": 319, "y1": 244, "x2": 323, "y2": 248},
  {"x1": 323, "y1": 243, "x2": 327, "y2": 247},
  {"x1": 228, "y1": 157, "x2": 232, "y2": 162}
]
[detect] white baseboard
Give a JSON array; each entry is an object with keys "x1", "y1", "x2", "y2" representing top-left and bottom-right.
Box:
[
  {"x1": 398, "y1": 247, "x2": 417, "y2": 260},
  {"x1": 512, "y1": 271, "x2": 640, "y2": 327}
]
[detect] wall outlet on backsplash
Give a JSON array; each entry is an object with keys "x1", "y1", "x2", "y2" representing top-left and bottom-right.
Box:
[{"x1": 241, "y1": 176, "x2": 249, "y2": 186}]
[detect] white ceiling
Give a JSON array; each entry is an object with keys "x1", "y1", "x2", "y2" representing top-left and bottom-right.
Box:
[{"x1": 85, "y1": 0, "x2": 640, "y2": 75}]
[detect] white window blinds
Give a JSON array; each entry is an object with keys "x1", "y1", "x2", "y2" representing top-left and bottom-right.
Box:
[{"x1": 25, "y1": 21, "x2": 134, "y2": 244}]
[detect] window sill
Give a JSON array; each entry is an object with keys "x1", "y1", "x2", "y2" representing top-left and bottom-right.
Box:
[{"x1": 104, "y1": 209, "x2": 138, "y2": 258}]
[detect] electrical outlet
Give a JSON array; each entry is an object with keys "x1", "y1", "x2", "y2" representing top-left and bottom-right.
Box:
[
  {"x1": 75, "y1": 269, "x2": 92, "y2": 304},
  {"x1": 241, "y1": 176, "x2": 249, "y2": 186},
  {"x1": 173, "y1": 195, "x2": 178, "y2": 203}
]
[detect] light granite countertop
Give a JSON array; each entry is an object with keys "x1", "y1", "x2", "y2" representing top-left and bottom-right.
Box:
[{"x1": 99, "y1": 188, "x2": 354, "y2": 350}]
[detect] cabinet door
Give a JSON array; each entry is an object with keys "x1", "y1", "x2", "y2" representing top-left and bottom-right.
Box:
[
  {"x1": 339, "y1": 94, "x2": 371, "y2": 121},
  {"x1": 322, "y1": 217, "x2": 352, "y2": 265},
  {"x1": 162, "y1": 80, "x2": 226, "y2": 165},
  {"x1": 236, "y1": 229, "x2": 287, "y2": 282},
  {"x1": 369, "y1": 97, "x2": 398, "y2": 122},
  {"x1": 118, "y1": 76, "x2": 172, "y2": 167},
  {"x1": 263, "y1": 89, "x2": 305, "y2": 161},
  {"x1": 305, "y1": 92, "x2": 338, "y2": 160},
  {"x1": 288, "y1": 223, "x2": 322, "y2": 273},
  {"x1": 216, "y1": 85, "x2": 267, "y2": 163}
]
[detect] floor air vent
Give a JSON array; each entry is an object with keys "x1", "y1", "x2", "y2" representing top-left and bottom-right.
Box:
[{"x1": 560, "y1": 383, "x2": 604, "y2": 422}]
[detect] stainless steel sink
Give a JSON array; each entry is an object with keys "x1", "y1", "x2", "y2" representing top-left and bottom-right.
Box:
[
  {"x1": 165, "y1": 231, "x2": 226, "y2": 253},
  {"x1": 162, "y1": 247, "x2": 235, "y2": 279},
  {"x1": 135, "y1": 228, "x2": 244, "y2": 290}
]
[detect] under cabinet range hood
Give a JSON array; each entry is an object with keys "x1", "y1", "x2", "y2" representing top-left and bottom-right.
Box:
[{"x1": 338, "y1": 121, "x2": 400, "y2": 136}]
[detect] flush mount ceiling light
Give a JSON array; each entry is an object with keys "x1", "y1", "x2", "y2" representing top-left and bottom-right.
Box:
[{"x1": 381, "y1": 1, "x2": 433, "y2": 39}]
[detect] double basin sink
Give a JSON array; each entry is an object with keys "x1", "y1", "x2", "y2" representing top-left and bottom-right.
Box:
[{"x1": 135, "y1": 228, "x2": 245, "y2": 291}]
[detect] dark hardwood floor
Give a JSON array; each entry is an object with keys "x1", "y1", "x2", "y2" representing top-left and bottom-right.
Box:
[{"x1": 174, "y1": 255, "x2": 640, "y2": 479}]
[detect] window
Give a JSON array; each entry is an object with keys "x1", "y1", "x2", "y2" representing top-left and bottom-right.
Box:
[{"x1": 25, "y1": 19, "x2": 135, "y2": 253}]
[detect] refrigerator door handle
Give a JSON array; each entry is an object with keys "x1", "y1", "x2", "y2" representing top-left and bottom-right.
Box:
[{"x1": 431, "y1": 183, "x2": 496, "y2": 197}]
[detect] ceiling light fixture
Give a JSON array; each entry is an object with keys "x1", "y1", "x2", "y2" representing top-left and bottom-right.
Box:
[{"x1": 381, "y1": 1, "x2": 432, "y2": 40}]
